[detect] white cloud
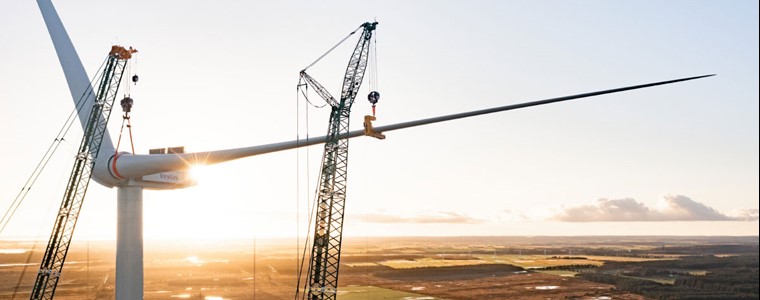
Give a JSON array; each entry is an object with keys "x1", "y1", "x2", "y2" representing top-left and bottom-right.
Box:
[
  {"x1": 352, "y1": 211, "x2": 484, "y2": 224},
  {"x1": 553, "y1": 195, "x2": 758, "y2": 222},
  {"x1": 731, "y1": 209, "x2": 760, "y2": 221},
  {"x1": 500, "y1": 209, "x2": 530, "y2": 222}
]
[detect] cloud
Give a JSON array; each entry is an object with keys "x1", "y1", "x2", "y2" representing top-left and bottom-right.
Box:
[
  {"x1": 553, "y1": 195, "x2": 758, "y2": 222},
  {"x1": 353, "y1": 211, "x2": 484, "y2": 224},
  {"x1": 732, "y1": 209, "x2": 760, "y2": 221},
  {"x1": 500, "y1": 209, "x2": 529, "y2": 222}
]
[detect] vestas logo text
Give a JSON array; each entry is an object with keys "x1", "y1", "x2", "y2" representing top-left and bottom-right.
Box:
[{"x1": 160, "y1": 173, "x2": 179, "y2": 180}]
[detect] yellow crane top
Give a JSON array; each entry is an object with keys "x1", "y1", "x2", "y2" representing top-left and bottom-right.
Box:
[{"x1": 110, "y1": 45, "x2": 138, "y2": 59}]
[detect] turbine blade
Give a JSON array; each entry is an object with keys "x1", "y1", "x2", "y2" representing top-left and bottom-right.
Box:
[
  {"x1": 37, "y1": 0, "x2": 116, "y2": 157},
  {"x1": 370, "y1": 74, "x2": 716, "y2": 133},
  {"x1": 109, "y1": 75, "x2": 714, "y2": 181}
]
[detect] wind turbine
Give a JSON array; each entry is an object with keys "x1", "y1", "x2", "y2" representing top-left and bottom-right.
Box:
[{"x1": 32, "y1": 0, "x2": 713, "y2": 299}]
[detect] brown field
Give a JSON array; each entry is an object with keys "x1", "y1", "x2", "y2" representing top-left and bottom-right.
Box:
[{"x1": 378, "y1": 258, "x2": 490, "y2": 269}]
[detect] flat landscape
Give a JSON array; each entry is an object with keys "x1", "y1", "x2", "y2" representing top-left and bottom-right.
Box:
[{"x1": 1, "y1": 236, "x2": 757, "y2": 299}]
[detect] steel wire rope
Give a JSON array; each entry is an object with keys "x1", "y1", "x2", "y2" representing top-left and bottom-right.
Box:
[
  {"x1": 298, "y1": 77, "x2": 327, "y2": 109},
  {"x1": 0, "y1": 56, "x2": 109, "y2": 235},
  {"x1": 253, "y1": 233, "x2": 256, "y2": 300},
  {"x1": 116, "y1": 59, "x2": 136, "y2": 154},
  {"x1": 301, "y1": 25, "x2": 362, "y2": 72},
  {"x1": 369, "y1": 30, "x2": 378, "y2": 92},
  {"x1": 10, "y1": 179, "x2": 64, "y2": 300},
  {"x1": 294, "y1": 83, "x2": 309, "y2": 299},
  {"x1": 87, "y1": 240, "x2": 90, "y2": 299},
  {"x1": 299, "y1": 26, "x2": 362, "y2": 109},
  {"x1": 294, "y1": 79, "x2": 301, "y2": 299},
  {"x1": 294, "y1": 82, "x2": 323, "y2": 300},
  {"x1": 6, "y1": 56, "x2": 109, "y2": 298},
  {"x1": 301, "y1": 106, "x2": 324, "y2": 300},
  {"x1": 125, "y1": 59, "x2": 131, "y2": 96}
]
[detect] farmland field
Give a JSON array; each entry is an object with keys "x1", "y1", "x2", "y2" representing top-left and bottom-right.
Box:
[
  {"x1": 1, "y1": 236, "x2": 756, "y2": 299},
  {"x1": 338, "y1": 285, "x2": 439, "y2": 300}
]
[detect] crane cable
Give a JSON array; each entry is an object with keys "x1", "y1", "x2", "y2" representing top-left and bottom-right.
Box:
[
  {"x1": 298, "y1": 25, "x2": 363, "y2": 109},
  {"x1": 369, "y1": 30, "x2": 379, "y2": 93},
  {"x1": 295, "y1": 82, "x2": 301, "y2": 298},
  {"x1": 294, "y1": 79, "x2": 312, "y2": 299},
  {"x1": 294, "y1": 75, "x2": 325, "y2": 300},
  {"x1": 5, "y1": 57, "x2": 109, "y2": 299},
  {"x1": 0, "y1": 57, "x2": 109, "y2": 235},
  {"x1": 301, "y1": 25, "x2": 363, "y2": 72},
  {"x1": 115, "y1": 60, "x2": 136, "y2": 154},
  {"x1": 295, "y1": 81, "x2": 301, "y2": 298},
  {"x1": 368, "y1": 29, "x2": 379, "y2": 116},
  {"x1": 297, "y1": 77, "x2": 327, "y2": 109}
]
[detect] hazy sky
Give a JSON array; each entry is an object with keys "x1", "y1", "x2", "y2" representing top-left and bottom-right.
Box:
[{"x1": 0, "y1": 0, "x2": 757, "y2": 241}]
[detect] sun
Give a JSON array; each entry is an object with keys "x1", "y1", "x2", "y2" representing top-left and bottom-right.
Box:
[{"x1": 188, "y1": 164, "x2": 211, "y2": 183}]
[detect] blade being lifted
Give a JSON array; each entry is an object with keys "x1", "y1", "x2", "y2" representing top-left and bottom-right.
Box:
[
  {"x1": 108, "y1": 74, "x2": 714, "y2": 183},
  {"x1": 38, "y1": 0, "x2": 714, "y2": 187}
]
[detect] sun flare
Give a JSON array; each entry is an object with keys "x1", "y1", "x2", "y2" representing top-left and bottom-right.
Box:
[{"x1": 188, "y1": 165, "x2": 210, "y2": 183}]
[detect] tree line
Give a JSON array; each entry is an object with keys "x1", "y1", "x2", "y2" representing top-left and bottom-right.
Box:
[{"x1": 579, "y1": 254, "x2": 758, "y2": 299}]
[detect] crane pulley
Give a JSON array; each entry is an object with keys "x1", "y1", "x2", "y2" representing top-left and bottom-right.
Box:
[{"x1": 367, "y1": 90, "x2": 380, "y2": 116}]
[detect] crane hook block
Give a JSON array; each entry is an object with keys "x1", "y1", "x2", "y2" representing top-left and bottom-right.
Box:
[
  {"x1": 363, "y1": 115, "x2": 385, "y2": 140},
  {"x1": 368, "y1": 91, "x2": 380, "y2": 105},
  {"x1": 132, "y1": 74, "x2": 139, "y2": 85},
  {"x1": 120, "y1": 97, "x2": 134, "y2": 113}
]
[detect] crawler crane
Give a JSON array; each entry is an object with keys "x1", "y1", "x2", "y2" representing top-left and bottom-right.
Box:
[
  {"x1": 297, "y1": 21, "x2": 378, "y2": 300},
  {"x1": 31, "y1": 45, "x2": 136, "y2": 300}
]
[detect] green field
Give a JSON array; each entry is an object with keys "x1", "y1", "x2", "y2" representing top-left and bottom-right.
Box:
[
  {"x1": 536, "y1": 270, "x2": 578, "y2": 277},
  {"x1": 620, "y1": 275, "x2": 676, "y2": 285}
]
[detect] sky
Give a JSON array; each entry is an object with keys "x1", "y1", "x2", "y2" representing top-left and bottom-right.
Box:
[{"x1": 0, "y1": 0, "x2": 757, "y2": 241}]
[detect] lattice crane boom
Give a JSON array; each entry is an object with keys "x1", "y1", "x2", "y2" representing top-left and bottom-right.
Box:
[
  {"x1": 299, "y1": 71, "x2": 339, "y2": 108},
  {"x1": 30, "y1": 46, "x2": 135, "y2": 300},
  {"x1": 299, "y1": 21, "x2": 377, "y2": 300}
]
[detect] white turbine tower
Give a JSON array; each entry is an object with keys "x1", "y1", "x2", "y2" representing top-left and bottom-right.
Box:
[{"x1": 34, "y1": 0, "x2": 712, "y2": 299}]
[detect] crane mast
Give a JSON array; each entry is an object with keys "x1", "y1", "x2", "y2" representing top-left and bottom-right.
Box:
[
  {"x1": 300, "y1": 21, "x2": 377, "y2": 300},
  {"x1": 31, "y1": 46, "x2": 135, "y2": 300}
]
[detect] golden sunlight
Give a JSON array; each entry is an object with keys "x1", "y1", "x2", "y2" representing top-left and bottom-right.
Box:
[{"x1": 188, "y1": 164, "x2": 211, "y2": 183}]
